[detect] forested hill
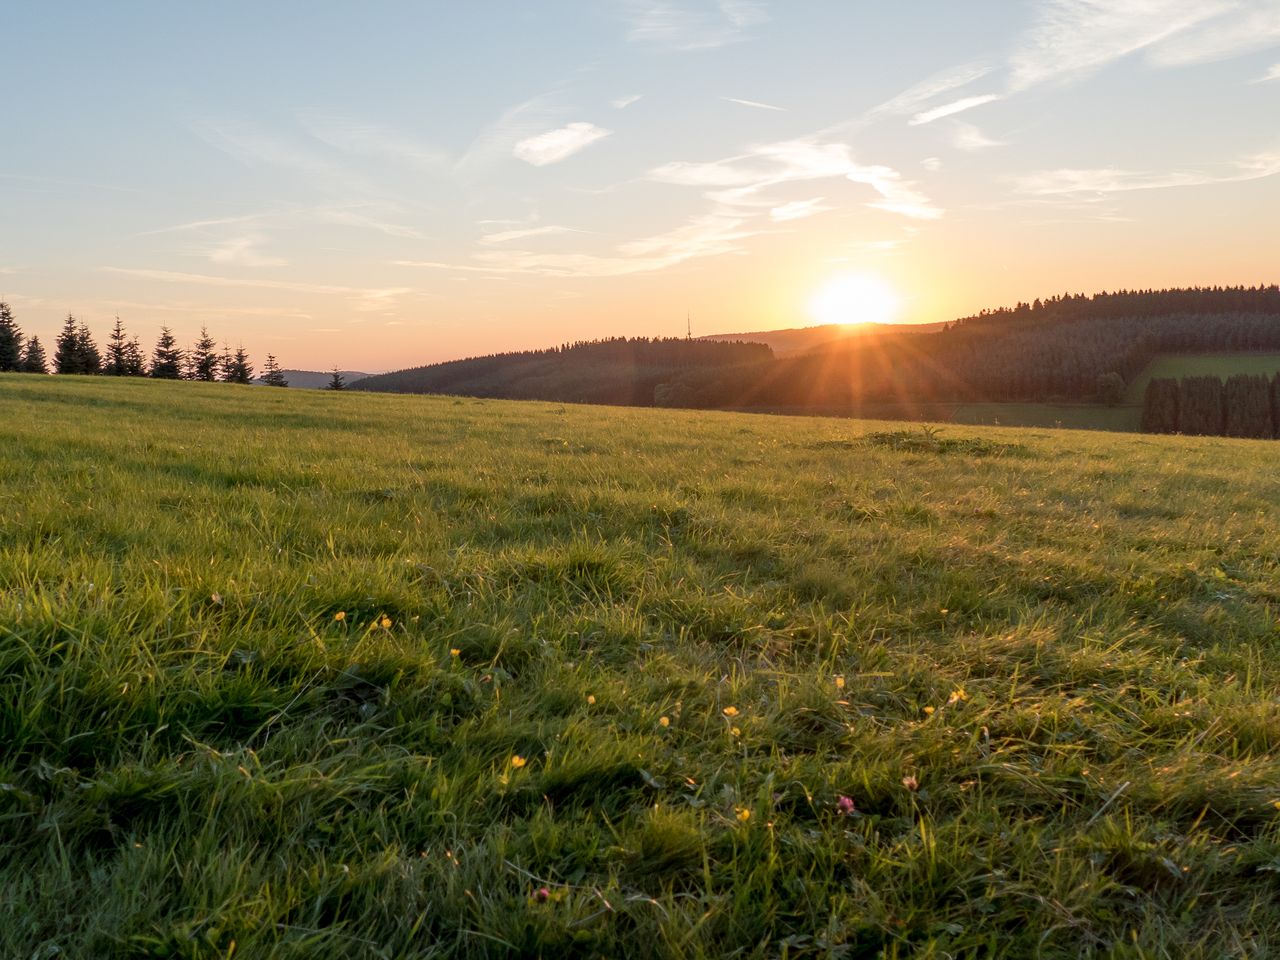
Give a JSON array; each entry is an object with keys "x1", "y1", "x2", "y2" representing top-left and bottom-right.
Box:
[
  {"x1": 954, "y1": 285, "x2": 1280, "y2": 328},
  {"x1": 698, "y1": 321, "x2": 946, "y2": 357},
  {"x1": 352, "y1": 286, "x2": 1280, "y2": 411},
  {"x1": 346, "y1": 337, "x2": 772, "y2": 406},
  {"x1": 715, "y1": 285, "x2": 1280, "y2": 410}
]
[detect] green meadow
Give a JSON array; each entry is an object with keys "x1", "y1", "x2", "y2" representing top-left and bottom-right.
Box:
[{"x1": 3, "y1": 374, "x2": 1280, "y2": 959}]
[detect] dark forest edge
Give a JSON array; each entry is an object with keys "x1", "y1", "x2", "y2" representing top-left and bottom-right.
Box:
[
  {"x1": 1141, "y1": 373, "x2": 1280, "y2": 439},
  {"x1": 349, "y1": 286, "x2": 1280, "y2": 421}
]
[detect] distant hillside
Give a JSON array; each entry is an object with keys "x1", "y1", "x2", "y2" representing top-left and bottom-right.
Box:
[
  {"x1": 260, "y1": 369, "x2": 373, "y2": 389},
  {"x1": 348, "y1": 337, "x2": 771, "y2": 405},
  {"x1": 685, "y1": 286, "x2": 1280, "y2": 411},
  {"x1": 353, "y1": 286, "x2": 1280, "y2": 415},
  {"x1": 700, "y1": 321, "x2": 946, "y2": 357}
]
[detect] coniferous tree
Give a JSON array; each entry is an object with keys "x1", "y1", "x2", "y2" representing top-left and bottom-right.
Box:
[
  {"x1": 122, "y1": 336, "x2": 147, "y2": 376},
  {"x1": 188, "y1": 326, "x2": 220, "y2": 381},
  {"x1": 104, "y1": 316, "x2": 128, "y2": 375},
  {"x1": 0, "y1": 301, "x2": 23, "y2": 371},
  {"x1": 1096, "y1": 371, "x2": 1125, "y2": 406},
  {"x1": 260, "y1": 354, "x2": 288, "y2": 387},
  {"x1": 1179, "y1": 376, "x2": 1225, "y2": 436},
  {"x1": 149, "y1": 326, "x2": 184, "y2": 379},
  {"x1": 1140, "y1": 378, "x2": 1180, "y2": 434},
  {"x1": 1224, "y1": 374, "x2": 1272, "y2": 438},
  {"x1": 55, "y1": 314, "x2": 81, "y2": 374},
  {"x1": 21, "y1": 336, "x2": 48, "y2": 374},
  {"x1": 222, "y1": 346, "x2": 254, "y2": 384},
  {"x1": 75, "y1": 321, "x2": 101, "y2": 374},
  {"x1": 1272, "y1": 374, "x2": 1280, "y2": 440},
  {"x1": 325, "y1": 367, "x2": 346, "y2": 391}
]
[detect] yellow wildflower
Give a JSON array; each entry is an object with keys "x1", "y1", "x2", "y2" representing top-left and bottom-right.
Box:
[
  {"x1": 587, "y1": 695, "x2": 596, "y2": 705},
  {"x1": 450, "y1": 648, "x2": 461, "y2": 657},
  {"x1": 735, "y1": 807, "x2": 751, "y2": 822},
  {"x1": 510, "y1": 755, "x2": 527, "y2": 769},
  {"x1": 947, "y1": 688, "x2": 967, "y2": 705},
  {"x1": 333, "y1": 611, "x2": 346, "y2": 622},
  {"x1": 722, "y1": 706, "x2": 739, "y2": 717},
  {"x1": 659, "y1": 715, "x2": 670, "y2": 727},
  {"x1": 923, "y1": 705, "x2": 935, "y2": 715},
  {"x1": 835, "y1": 676, "x2": 845, "y2": 690},
  {"x1": 380, "y1": 616, "x2": 393, "y2": 629}
]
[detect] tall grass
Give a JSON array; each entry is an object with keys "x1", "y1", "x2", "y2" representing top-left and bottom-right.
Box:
[{"x1": 2, "y1": 374, "x2": 1279, "y2": 958}]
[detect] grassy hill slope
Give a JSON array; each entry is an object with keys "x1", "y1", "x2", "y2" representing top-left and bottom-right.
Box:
[
  {"x1": 1125, "y1": 352, "x2": 1280, "y2": 403},
  {"x1": 3, "y1": 375, "x2": 1280, "y2": 957}
]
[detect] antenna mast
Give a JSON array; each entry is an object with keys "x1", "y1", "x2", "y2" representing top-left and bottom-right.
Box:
[{"x1": 686, "y1": 312, "x2": 692, "y2": 340}]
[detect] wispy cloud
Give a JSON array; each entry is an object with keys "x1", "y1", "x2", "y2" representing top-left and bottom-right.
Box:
[
  {"x1": 723, "y1": 96, "x2": 785, "y2": 111},
  {"x1": 206, "y1": 235, "x2": 287, "y2": 268},
  {"x1": 191, "y1": 118, "x2": 379, "y2": 198},
  {"x1": 951, "y1": 122, "x2": 1005, "y2": 152},
  {"x1": 299, "y1": 114, "x2": 451, "y2": 173},
  {"x1": 909, "y1": 94, "x2": 1003, "y2": 126},
  {"x1": 612, "y1": 94, "x2": 644, "y2": 109},
  {"x1": 650, "y1": 137, "x2": 943, "y2": 220},
  {"x1": 1014, "y1": 149, "x2": 1280, "y2": 195},
  {"x1": 1009, "y1": 0, "x2": 1280, "y2": 90},
  {"x1": 141, "y1": 204, "x2": 426, "y2": 243},
  {"x1": 769, "y1": 198, "x2": 832, "y2": 221},
  {"x1": 1253, "y1": 62, "x2": 1280, "y2": 83},
  {"x1": 455, "y1": 95, "x2": 561, "y2": 172},
  {"x1": 479, "y1": 225, "x2": 586, "y2": 244},
  {"x1": 400, "y1": 213, "x2": 753, "y2": 278},
  {"x1": 102, "y1": 267, "x2": 415, "y2": 312},
  {"x1": 514, "y1": 123, "x2": 612, "y2": 166},
  {"x1": 869, "y1": 61, "x2": 993, "y2": 118},
  {"x1": 619, "y1": 0, "x2": 768, "y2": 51}
]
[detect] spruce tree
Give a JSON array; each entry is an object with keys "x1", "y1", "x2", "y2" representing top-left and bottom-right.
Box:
[
  {"x1": 223, "y1": 346, "x2": 254, "y2": 384},
  {"x1": 55, "y1": 314, "x2": 81, "y2": 374},
  {"x1": 188, "y1": 326, "x2": 220, "y2": 381},
  {"x1": 75, "y1": 321, "x2": 101, "y2": 374},
  {"x1": 123, "y1": 337, "x2": 147, "y2": 376},
  {"x1": 325, "y1": 367, "x2": 346, "y2": 391},
  {"x1": 1140, "y1": 378, "x2": 1179, "y2": 434},
  {"x1": 1224, "y1": 374, "x2": 1271, "y2": 438},
  {"x1": 0, "y1": 301, "x2": 23, "y2": 372},
  {"x1": 260, "y1": 354, "x2": 288, "y2": 387},
  {"x1": 104, "y1": 316, "x2": 128, "y2": 375},
  {"x1": 149, "y1": 326, "x2": 184, "y2": 379},
  {"x1": 21, "y1": 336, "x2": 48, "y2": 374}
]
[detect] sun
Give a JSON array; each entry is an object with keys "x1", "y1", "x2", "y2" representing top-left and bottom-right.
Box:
[{"x1": 808, "y1": 273, "x2": 901, "y2": 327}]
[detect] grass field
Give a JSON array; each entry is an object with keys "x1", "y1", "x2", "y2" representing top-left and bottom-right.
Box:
[
  {"x1": 1125, "y1": 353, "x2": 1280, "y2": 403},
  {"x1": 950, "y1": 402, "x2": 1140, "y2": 433},
  {"x1": 3, "y1": 375, "x2": 1280, "y2": 958}
]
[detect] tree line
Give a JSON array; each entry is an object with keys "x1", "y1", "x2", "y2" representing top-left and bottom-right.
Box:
[
  {"x1": 349, "y1": 288, "x2": 1280, "y2": 412},
  {"x1": 1140, "y1": 373, "x2": 1280, "y2": 438},
  {"x1": 349, "y1": 336, "x2": 771, "y2": 405},
  {"x1": 0, "y1": 303, "x2": 288, "y2": 386}
]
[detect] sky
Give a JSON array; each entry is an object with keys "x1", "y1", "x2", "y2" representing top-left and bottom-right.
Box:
[{"x1": 2, "y1": 1, "x2": 1279, "y2": 373}]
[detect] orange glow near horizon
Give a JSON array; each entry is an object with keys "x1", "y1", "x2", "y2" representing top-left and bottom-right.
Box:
[{"x1": 808, "y1": 274, "x2": 902, "y2": 327}]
